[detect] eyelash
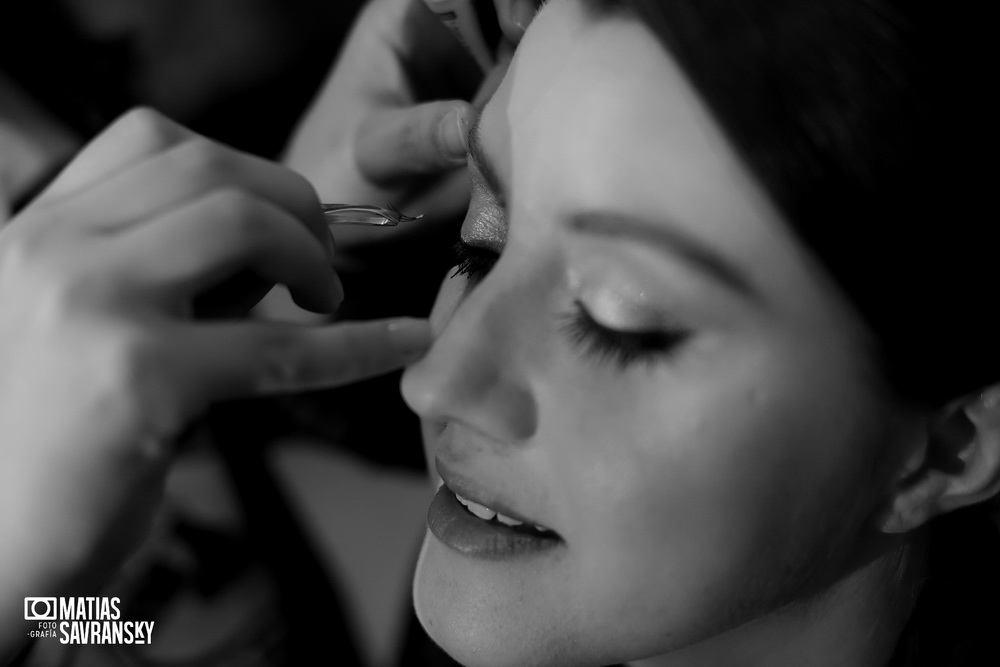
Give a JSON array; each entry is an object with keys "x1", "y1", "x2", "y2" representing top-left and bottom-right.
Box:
[
  {"x1": 560, "y1": 301, "x2": 690, "y2": 369},
  {"x1": 451, "y1": 240, "x2": 499, "y2": 283},
  {"x1": 451, "y1": 240, "x2": 689, "y2": 369}
]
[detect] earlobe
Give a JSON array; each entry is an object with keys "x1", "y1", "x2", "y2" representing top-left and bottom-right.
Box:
[
  {"x1": 955, "y1": 386, "x2": 1000, "y2": 504},
  {"x1": 878, "y1": 386, "x2": 1000, "y2": 534}
]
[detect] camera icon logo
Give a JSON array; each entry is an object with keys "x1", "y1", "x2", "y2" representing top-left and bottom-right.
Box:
[{"x1": 24, "y1": 598, "x2": 57, "y2": 621}]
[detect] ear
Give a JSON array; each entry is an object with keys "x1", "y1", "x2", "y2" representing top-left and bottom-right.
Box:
[{"x1": 878, "y1": 386, "x2": 1000, "y2": 534}]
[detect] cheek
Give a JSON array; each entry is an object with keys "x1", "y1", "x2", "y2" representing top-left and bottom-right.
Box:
[
  {"x1": 556, "y1": 389, "x2": 808, "y2": 569},
  {"x1": 540, "y1": 341, "x2": 882, "y2": 627}
]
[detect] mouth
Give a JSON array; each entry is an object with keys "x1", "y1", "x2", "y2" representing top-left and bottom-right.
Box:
[{"x1": 427, "y1": 462, "x2": 563, "y2": 560}]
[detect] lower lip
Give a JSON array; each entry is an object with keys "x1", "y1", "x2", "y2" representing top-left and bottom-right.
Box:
[{"x1": 427, "y1": 486, "x2": 563, "y2": 560}]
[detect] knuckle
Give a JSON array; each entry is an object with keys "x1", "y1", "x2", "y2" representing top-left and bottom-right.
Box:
[
  {"x1": 117, "y1": 107, "x2": 176, "y2": 148},
  {"x1": 90, "y1": 328, "x2": 184, "y2": 444}
]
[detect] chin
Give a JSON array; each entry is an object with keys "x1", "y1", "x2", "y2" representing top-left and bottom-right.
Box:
[
  {"x1": 412, "y1": 535, "x2": 645, "y2": 667},
  {"x1": 412, "y1": 535, "x2": 578, "y2": 667}
]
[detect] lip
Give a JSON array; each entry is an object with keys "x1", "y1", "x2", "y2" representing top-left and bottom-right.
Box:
[{"x1": 428, "y1": 459, "x2": 563, "y2": 560}]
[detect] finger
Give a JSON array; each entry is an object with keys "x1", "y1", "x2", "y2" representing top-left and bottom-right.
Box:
[
  {"x1": 62, "y1": 136, "x2": 332, "y2": 257},
  {"x1": 493, "y1": 0, "x2": 540, "y2": 44},
  {"x1": 472, "y1": 48, "x2": 512, "y2": 108},
  {"x1": 34, "y1": 108, "x2": 194, "y2": 206},
  {"x1": 119, "y1": 188, "x2": 342, "y2": 314},
  {"x1": 403, "y1": 1, "x2": 483, "y2": 98},
  {"x1": 356, "y1": 100, "x2": 473, "y2": 184},
  {"x1": 176, "y1": 318, "x2": 432, "y2": 405}
]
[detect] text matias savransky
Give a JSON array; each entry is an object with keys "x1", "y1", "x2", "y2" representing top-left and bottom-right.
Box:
[{"x1": 25, "y1": 596, "x2": 154, "y2": 645}]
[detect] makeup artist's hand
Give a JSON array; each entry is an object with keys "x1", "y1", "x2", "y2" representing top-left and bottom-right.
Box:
[
  {"x1": 283, "y1": 0, "x2": 539, "y2": 260},
  {"x1": 0, "y1": 108, "x2": 431, "y2": 655},
  {"x1": 490, "y1": 0, "x2": 543, "y2": 43}
]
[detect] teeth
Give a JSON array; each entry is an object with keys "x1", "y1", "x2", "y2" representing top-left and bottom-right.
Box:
[
  {"x1": 455, "y1": 493, "x2": 534, "y2": 530},
  {"x1": 496, "y1": 513, "x2": 523, "y2": 527},
  {"x1": 455, "y1": 493, "x2": 496, "y2": 521},
  {"x1": 467, "y1": 501, "x2": 497, "y2": 521}
]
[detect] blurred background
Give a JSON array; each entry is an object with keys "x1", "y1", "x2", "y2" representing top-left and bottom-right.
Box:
[
  {"x1": 1, "y1": 1, "x2": 458, "y2": 665},
  {"x1": 2, "y1": 0, "x2": 362, "y2": 159}
]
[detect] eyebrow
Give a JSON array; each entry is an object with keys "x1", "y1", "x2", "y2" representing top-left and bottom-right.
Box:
[
  {"x1": 468, "y1": 111, "x2": 754, "y2": 298},
  {"x1": 570, "y1": 212, "x2": 756, "y2": 297},
  {"x1": 467, "y1": 110, "x2": 505, "y2": 197}
]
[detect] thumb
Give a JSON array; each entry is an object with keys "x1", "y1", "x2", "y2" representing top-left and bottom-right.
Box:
[{"x1": 356, "y1": 101, "x2": 473, "y2": 184}]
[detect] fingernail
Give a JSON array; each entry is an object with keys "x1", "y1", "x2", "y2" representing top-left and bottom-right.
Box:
[
  {"x1": 440, "y1": 106, "x2": 470, "y2": 163},
  {"x1": 511, "y1": 0, "x2": 536, "y2": 32},
  {"x1": 387, "y1": 318, "x2": 433, "y2": 362}
]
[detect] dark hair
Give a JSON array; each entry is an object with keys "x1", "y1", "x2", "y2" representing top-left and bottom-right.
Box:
[
  {"x1": 587, "y1": 0, "x2": 997, "y2": 408},
  {"x1": 581, "y1": 2, "x2": 1000, "y2": 663}
]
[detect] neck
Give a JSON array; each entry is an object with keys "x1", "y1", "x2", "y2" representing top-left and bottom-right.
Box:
[{"x1": 629, "y1": 538, "x2": 925, "y2": 667}]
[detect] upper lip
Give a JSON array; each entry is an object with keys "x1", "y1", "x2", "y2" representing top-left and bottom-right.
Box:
[{"x1": 435, "y1": 457, "x2": 555, "y2": 531}]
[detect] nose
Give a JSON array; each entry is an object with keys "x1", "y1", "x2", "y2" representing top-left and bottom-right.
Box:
[{"x1": 401, "y1": 275, "x2": 539, "y2": 443}]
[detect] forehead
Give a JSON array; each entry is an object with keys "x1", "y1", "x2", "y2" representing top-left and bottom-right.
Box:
[{"x1": 479, "y1": 0, "x2": 858, "y2": 326}]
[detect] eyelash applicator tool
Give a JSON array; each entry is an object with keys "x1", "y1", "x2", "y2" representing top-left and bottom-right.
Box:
[{"x1": 321, "y1": 203, "x2": 423, "y2": 228}]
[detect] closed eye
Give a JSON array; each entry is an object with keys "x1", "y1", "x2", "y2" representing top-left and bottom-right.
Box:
[
  {"x1": 560, "y1": 300, "x2": 690, "y2": 369},
  {"x1": 451, "y1": 240, "x2": 500, "y2": 283}
]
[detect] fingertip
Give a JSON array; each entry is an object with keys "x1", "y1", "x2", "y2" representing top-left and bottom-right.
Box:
[
  {"x1": 496, "y1": 0, "x2": 538, "y2": 43},
  {"x1": 511, "y1": 0, "x2": 538, "y2": 34},
  {"x1": 386, "y1": 318, "x2": 433, "y2": 363},
  {"x1": 438, "y1": 104, "x2": 473, "y2": 164}
]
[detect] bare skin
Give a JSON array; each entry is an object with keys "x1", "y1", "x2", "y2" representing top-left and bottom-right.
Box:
[{"x1": 400, "y1": 1, "x2": 1000, "y2": 664}]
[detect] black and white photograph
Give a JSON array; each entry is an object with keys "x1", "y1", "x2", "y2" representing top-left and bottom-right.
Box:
[{"x1": 1, "y1": 1, "x2": 997, "y2": 665}]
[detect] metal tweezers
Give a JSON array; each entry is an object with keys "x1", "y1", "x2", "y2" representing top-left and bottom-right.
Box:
[{"x1": 321, "y1": 203, "x2": 423, "y2": 228}]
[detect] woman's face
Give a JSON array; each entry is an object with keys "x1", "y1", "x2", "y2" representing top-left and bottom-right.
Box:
[{"x1": 401, "y1": 0, "x2": 907, "y2": 664}]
